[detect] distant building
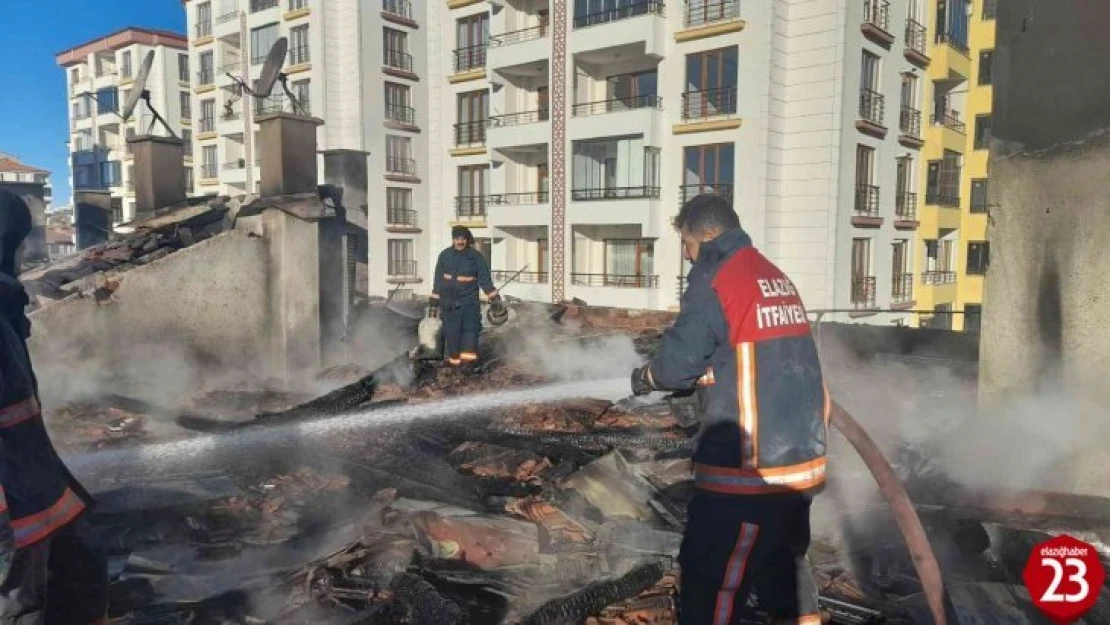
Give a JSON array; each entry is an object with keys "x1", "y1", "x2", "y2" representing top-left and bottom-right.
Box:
[
  {"x1": 56, "y1": 27, "x2": 191, "y2": 226},
  {"x1": 0, "y1": 152, "x2": 51, "y2": 264},
  {"x1": 46, "y1": 225, "x2": 77, "y2": 260}
]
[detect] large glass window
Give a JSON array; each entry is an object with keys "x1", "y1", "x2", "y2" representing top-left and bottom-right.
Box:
[
  {"x1": 683, "y1": 143, "x2": 734, "y2": 202},
  {"x1": 571, "y1": 136, "x2": 659, "y2": 198},
  {"x1": 251, "y1": 23, "x2": 279, "y2": 65},
  {"x1": 605, "y1": 239, "x2": 655, "y2": 286},
  {"x1": 684, "y1": 47, "x2": 738, "y2": 118}
]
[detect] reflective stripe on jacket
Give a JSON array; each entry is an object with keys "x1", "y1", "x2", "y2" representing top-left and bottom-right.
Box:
[
  {"x1": 432, "y1": 247, "x2": 496, "y2": 306},
  {"x1": 645, "y1": 228, "x2": 829, "y2": 496}
]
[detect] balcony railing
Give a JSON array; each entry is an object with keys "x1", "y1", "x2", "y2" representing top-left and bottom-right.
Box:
[
  {"x1": 892, "y1": 272, "x2": 914, "y2": 303},
  {"x1": 385, "y1": 104, "x2": 417, "y2": 125},
  {"x1": 289, "y1": 0, "x2": 308, "y2": 9},
  {"x1": 922, "y1": 270, "x2": 957, "y2": 286},
  {"x1": 935, "y1": 31, "x2": 970, "y2": 56},
  {"x1": 859, "y1": 88, "x2": 884, "y2": 126},
  {"x1": 572, "y1": 273, "x2": 660, "y2": 288},
  {"x1": 926, "y1": 190, "x2": 960, "y2": 208},
  {"x1": 199, "y1": 117, "x2": 215, "y2": 133},
  {"x1": 896, "y1": 191, "x2": 917, "y2": 220},
  {"x1": 489, "y1": 110, "x2": 549, "y2": 127},
  {"x1": 572, "y1": 95, "x2": 662, "y2": 117},
  {"x1": 491, "y1": 23, "x2": 549, "y2": 46},
  {"x1": 197, "y1": 69, "x2": 214, "y2": 86},
  {"x1": 493, "y1": 270, "x2": 548, "y2": 284},
  {"x1": 855, "y1": 184, "x2": 880, "y2": 217},
  {"x1": 899, "y1": 106, "x2": 922, "y2": 138},
  {"x1": 851, "y1": 276, "x2": 877, "y2": 308},
  {"x1": 383, "y1": 0, "x2": 414, "y2": 20},
  {"x1": 494, "y1": 191, "x2": 549, "y2": 205},
  {"x1": 863, "y1": 0, "x2": 890, "y2": 33},
  {"x1": 680, "y1": 183, "x2": 734, "y2": 206},
  {"x1": 387, "y1": 208, "x2": 418, "y2": 227},
  {"x1": 217, "y1": 11, "x2": 239, "y2": 24},
  {"x1": 681, "y1": 87, "x2": 737, "y2": 120},
  {"x1": 685, "y1": 0, "x2": 739, "y2": 27},
  {"x1": 195, "y1": 21, "x2": 212, "y2": 38},
  {"x1": 222, "y1": 161, "x2": 246, "y2": 171},
  {"x1": 386, "y1": 157, "x2": 417, "y2": 177},
  {"x1": 905, "y1": 19, "x2": 927, "y2": 56},
  {"x1": 931, "y1": 110, "x2": 967, "y2": 134},
  {"x1": 455, "y1": 196, "x2": 489, "y2": 219},
  {"x1": 571, "y1": 186, "x2": 662, "y2": 201},
  {"x1": 384, "y1": 50, "x2": 414, "y2": 72},
  {"x1": 454, "y1": 45, "x2": 487, "y2": 73},
  {"x1": 251, "y1": 0, "x2": 279, "y2": 12},
  {"x1": 573, "y1": 0, "x2": 665, "y2": 28},
  {"x1": 288, "y1": 45, "x2": 310, "y2": 66},
  {"x1": 200, "y1": 164, "x2": 218, "y2": 179},
  {"x1": 219, "y1": 60, "x2": 241, "y2": 74},
  {"x1": 388, "y1": 260, "x2": 418, "y2": 277},
  {"x1": 454, "y1": 121, "x2": 487, "y2": 146}
]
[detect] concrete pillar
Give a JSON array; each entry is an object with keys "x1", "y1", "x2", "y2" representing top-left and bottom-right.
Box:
[
  {"x1": 74, "y1": 191, "x2": 113, "y2": 249},
  {"x1": 263, "y1": 208, "x2": 323, "y2": 377},
  {"x1": 323, "y1": 148, "x2": 370, "y2": 307},
  {"x1": 128, "y1": 135, "x2": 186, "y2": 220},
  {"x1": 257, "y1": 113, "x2": 325, "y2": 197}
]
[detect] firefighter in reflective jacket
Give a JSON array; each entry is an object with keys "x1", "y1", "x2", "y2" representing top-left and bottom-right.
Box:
[
  {"x1": 630, "y1": 195, "x2": 829, "y2": 625},
  {"x1": 429, "y1": 226, "x2": 503, "y2": 368},
  {"x1": 0, "y1": 190, "x2": 109, "y2": 624}
]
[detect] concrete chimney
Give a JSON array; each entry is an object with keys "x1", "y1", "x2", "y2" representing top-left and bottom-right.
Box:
[
  {"x1": 74, "y1": 190, "x2": 113, "y2": 249},
  {"x1": 128, "y1": 135, "x2": 186, "y2": 220},
  {"x1": 257, "y1": 112, "x2": 325, "y2": 197}
]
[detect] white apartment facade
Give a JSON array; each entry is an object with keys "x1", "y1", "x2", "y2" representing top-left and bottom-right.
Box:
[
  {"x1": 410, "y1": 0, "x2": 923, "y2": 319},
  {"x1": 56, "y1": 28, "x2": 191, "y2": 225},
  {"x1": 0, "y1": 153, "x2": 52, "y2": 209}
]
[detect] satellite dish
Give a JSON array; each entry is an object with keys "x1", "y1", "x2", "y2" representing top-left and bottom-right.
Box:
[
  {"x1": 225, "y1": 37, "x2": 307, "y2": 117},
  {"x1": 121, "y1": 50, "x2": 155, "y2": 120}
]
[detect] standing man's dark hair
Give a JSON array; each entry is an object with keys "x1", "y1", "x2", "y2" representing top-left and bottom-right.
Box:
[{"x1": 672, "y1": 193, "x2": 741, "y2": 236}]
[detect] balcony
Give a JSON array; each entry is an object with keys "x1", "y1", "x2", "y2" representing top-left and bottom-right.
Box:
[
  {"x1": 493, "y1": 270, "x2": 548, "y2": 284},
  {"x1": 489, "y1": 23, "x2": 549, "y2": 69},
  {"x1": 571, "y1": 273, "x2": 659, "y2": 288},
  {"x1": 488, "y1": 110, "x2": 550, "y2": 148},
  {"x1": 857, "y1": 88, "x2": 886, "y2": 136},
  {"x1": 931, "y1": 109, "x2": 967, "y2": 134},
  {"x1": 684, "y1": 0, "x2": 740, "y2": 28},
  {"x1": 679, "y1": 183, "x2": 733, "y2": 206},
  {"x1": 386, "y1": 208, "x2": 419, "y2": 230},
  {"x1": 387, "y1": 260, "x2": 419, "y2": 281},
  {"x1": 288, "y1": 44, "x2": 310, "y2": 67},
  {"x1": 383, "y1": 50, "x2": 415, "y2": 76},
  {"x1": 853, "y1": 184, "x2": 881, "y2": 226},
  {"x1": 851, "y1": 276, "x2": 877, "y2": 309},
  {"x1": 904, "y1": 19, "x2": 930, "y2": 66},
  {"x1": 486, "y1": 192, "x2": 551, "y2": 226},
  {"x1": 199, "y1": 117, "x2": 216, "y2": 133},
  {"x1": 861, "y1": 0, "x2": 894, "y2": 47},
  {"x1": 891, "y1": 272, "x2": 914, "y2": 306},
  {"x1": 681, "y1": 87, "x2": 737, "y2": 121},
  {"x1": 219, "y1": 60, "x2": 241, "y2": 75},
  {"x1": 570, "y1": 1, "x2": 667, "y2": 57},
  {"x1": 898, "y1": 106, "x2": 924, "y2": 148},
  {"x1": 385, "y1": 157, "x2": 418, "y2": 180},
  {"x1": 895, "y1": 191, "x2": 918, "y2": 228},
  {"x1": 200, "y1": 163, "x2": 218, "y2": 180},
  {"x1": 197, "y1": 70, "x2": 215, "y2": 87},
  {"x1": 574, "y1": 0, "x2": 664, "y2": 29},
  {"x1": 454, "y1": 45, "x2": 487, "y2": 74},
  {"x1": 571, "y1": 186, "x2": 661, "y2": 201},
  {"x1": 574, "y1": 95, "x2": 662, "y2": 117},
  {"x1": 935, "y1": 31, "x2": 969, "y2": 57},
  {"x1": 491, "y1": 23, "x2": 548, "y2": 47},
  {"x1": 489, "y1": 110, "x2": 549, "y2": 127},
  {"x1": 195, "y1": 21, "x2": 213, "y2": 39},
  {"x1": 922, "y1": 271, "x2": 957, "y2": 286},
  {"x1": 385, "y1": 104, "x2": 418, "y2": 127},
  {"x1": 926, "y1": 189, "x2": 960, "y2": 208},
  {"x1": 382, "y1": 0, "x2": 415, "y2": 25},
  {"x1": 454, "y1": 121, "x2": 487, "y2": 148},
  {"x1": 250, "y1": 0, "x2": 279, "y2": 12},
  {"x1": 455, "y1": 196, "x2": 489, "y2": 222},
  {"x1": 217, "y1": 10, "x2": 240, "y2": 25}
]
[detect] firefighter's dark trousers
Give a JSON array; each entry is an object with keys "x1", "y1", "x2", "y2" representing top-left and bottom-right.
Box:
[
  {"x1": 0, "y1": 517, "x2": 109, "y2": 625},
  {"x1": 679, "y1": 491, "x2": 820, "y2": 625},
  {"x1": 440, "y1": 299, "x2": 481, "y2": 365}
]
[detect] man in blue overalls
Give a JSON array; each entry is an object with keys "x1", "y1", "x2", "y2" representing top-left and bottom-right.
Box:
[{"x1": 429, "y1": 226, "x2": 503, "y2": 370}]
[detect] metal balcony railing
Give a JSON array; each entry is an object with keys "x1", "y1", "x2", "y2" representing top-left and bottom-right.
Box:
[
  {"x1": 681, "y1": 87, "x2": 737, "y2": 120},
  {"x1": 685, "y1": 0, "x2": 739, "y2": 27},
  {"x1": 251, "y1": 0, "x2": 278, "y2": 12},
  {"x1": 200, "y1": 164, "x2": 218, "y2": 179},
  {"x1": 859, "y1": 88, "x2": 885, "y2": 126},
  {"x1": 454, "y1": 121, "x2": 487, "y2": 146},
  {"x1": 491, "y1": 22, "x2": 549, "y2": 46},
  {"x1": 892, "y1": 272, "x2": 914, "y2": 303},
  {"x1": 680, "y1": 183, "x2": 734, "y2": 206},
  {"x1": 455, "y1": 196, "x2": 489, "y2": 219},
  {"x1": 573, "y1": 95, "x2": 662, "y2": 117},
  {"x1": 922, "y1": 270, "x2": 957, "y2": 286},
  {"x1": 288, "y1": 45, "x2": 310, "y2": 66},
  {"x1": 197, "y1": 69, "x2": 214, "y2": 86},
  {"x1": 855, "y1": 184, "x2": 880, "y2": 217},
  {"x1": 217, "y1": 11, "x2": 239, "y2": 24},
  {"x1": 386, "y1": 157, "x2": 417, "y2": 177},
  {"x1": 385, "y1": 104, "x2": 417, "y2": 125},
  {"x1": 383, "y1": 0, "x2": 414, "y2": 20},
  {"x1": 384, "y1": 50, "x2": 414, "y2": 72},
  {"x1": 454, "y1": 45, "x2": 487, "y2": 72},
  {"x1": 388, "y1": 259, "x2": 418, "y2": 277},
  {"x1": 573, "y1": 0, "x2": 665, "y2": 28},
  {"x1": 222, "y1": 161, "x2": 246, "y2": 171},
  {"x1": 926, "y1": 190, "x2": 960, "y2": 208},
  {"x1": 896, "y1": 191, "x2": 917, "y2": 220},
  {"x1": 899, "y1": 106, "x2": 922, "y2": 138},
  {"x1": 195, "y1": 21, "x2": 212, "y2": 38},
  {"x1": 851, "y1": 276, "x2": 877, "y2": 308},
  {"x1": 931, "y1": 110, "x2": 967, "y2": 134},
  {"x1": 219, "y1": 60, "x2": 241, "y2": 74},
  {"x1": 489, "y1": 110, "x2": 549, "y2": 127},
  {"x1": 904, "y1": 19, "x2": 927, "y2": 56},
  {"x1": 493, "y1": 270, "x2": 548, "y2": 284},
  {"x1": 935, "y1": 30, "x2": 970, "y2": 56},
  {"x1": 571, "y1": 186, "x2": 662, "y2": 201},
  {"x1": 496, "y1": 191, "x2": 549, "y2": 205},
  {"x1": 571, "y1": 273, "x2": 660, "y2": 288},
  {"x1": 199, "y1": 117, "x2": 215, "y2": 133},
  {"x1": 863, "y1": 0, "x2": 890, "y2": 33},
  {"x1": 387, "y1": 208, "x2": 418, "y2": 227}
]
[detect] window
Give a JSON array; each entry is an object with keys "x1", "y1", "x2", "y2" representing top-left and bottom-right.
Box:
[
  {"x1": 457, "y1": 165, "x2": 490, "y2": 217},
  {"x1": 861, "y1": 51, "x2": 880, "y2": 91},
  {"x1": 179, "y1": 54, "x2": 190, "y2": 82},
  {"x1": 974, "y1": 114, "x2": 992, "y2": 150},
  {"x1": 851, "y1": 238, "x2": 874, "y2": 306},
  {"x1": 120, "y1": 51, "x2": 133, "y2": 78},
  {"x1": 964, "y1": 304, "x2": 982, "y2": 332},
  {"x1": 196, "y1": 2, "x2": 213, "y2": 37},
  {"x1": 182, "y1": 129, "x2": 193, "y2": 157},
  {"x1": 606, "y1": 70, "x2": 658, "y2": 107},
  {"x1": 456, "y1": 13, "x2": 490, "y2": 60},
  {"x1": 966, "y1": 241, "x2": 989, "y2": 274},
  {"x1": 387, "y1": 239, "x2": 415, "y2": 276},
  {"x1": 180, "y1": 92, "x2": 192, "y2": 120},
  {"x1": 456, "y1": 90, "x2": 489, "y2": 145},
  {"x1": 251, "y1": 23, "x2": 279, "y2": 65},
  {"x1": 70, "y1": 68, "x2": 82, "y2": 85},
  {"x1": 201, "y1": 145, "x2": 218, "y2": 179},
  {"x1": 185, "y1": 167, "x2": 195, "y2": 194},
  {"x1": 982, "y1": 0, "x2": 996, "y2": 20},
  {"x1": 75, "y1": 129, "x2": 93, "y2": 151},
  {"x1": 605, "y1": 239, "x2": 655, "y2": 286},
  {"x1": 383, "y1": 28, "x2": 410, "y2": 70},
  {"x1": 387, "y1": 188, "x2": 413, "y2": 225},
  {"x1": 926, "y1": 151, "x2": 961, "y2": 206},
  {"x1": 385, "y1": 82, "x2": 412, "y2": 123},
  {"x1": 683, "y1": 47, "x2": 738, "y2": 118},
  {"x1": 571, "y1": 136, "x2": 660, "y2": 199},
  {"x1": 538, "y1": 163, "x2": 550, "y2": 196},
  {"x1": 979, "y1": 49, "x2": 993, "y2": 85},
  {"x1": 683, "y1": 143, "x2": 735, "y2": 203},
  {"x1": 292, "y1": 79, "x2": 310, "y2": 115},
  {"x1": 96, "y1": 87, "x2": 119, "y2": 114},
  {"x1": 892, "y1": 239, "x2": 912, "y2": 301},
  {"x1": 200, "y1": 99, "x2": 215, "y2": 132},
  {"x1": 100, "y1": 161, "x2": 122, "y2": 187},
  {"x1": 970, "y1": 179, "x2": 989, "y2": 213},
  {"x1": 386, "y1": 135, "x2": 414, "y2": 174},
  {"x1": 855, "y1": 145, "x2": 877, "y2": 214},
  {"x1": 199, "y1": 51, "x2": 214, "y2": 84},
  {"x1": 289, "y1": 25, "x2": 310, "y2": 65},
  {"x1": 935, "y1": 0, "x2": 970, "y2": 50}
]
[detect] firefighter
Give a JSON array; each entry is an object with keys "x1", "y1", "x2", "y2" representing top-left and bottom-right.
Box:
[
  {"x1": 630, "y1": 195, "x2": 828, "y2": 625},
  {"x1": 429, "y1": 226, "x2": 504, "y2": 369},
  {"x1": 0, "y1": 190, "x2": 109, "y2": 625}
]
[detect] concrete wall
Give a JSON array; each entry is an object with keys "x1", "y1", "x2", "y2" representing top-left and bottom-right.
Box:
[{"x1": 983, "y1": 0, "x2": 1110, "y2": 495}]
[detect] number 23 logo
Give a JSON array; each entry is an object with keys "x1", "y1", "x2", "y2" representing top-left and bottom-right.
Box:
[{"x1": 1041, "y1": 558, "x2": 1090, "y2": 603}]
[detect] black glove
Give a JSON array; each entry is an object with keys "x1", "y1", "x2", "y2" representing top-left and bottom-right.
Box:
[{"x1": 631, "y1": 367, "x2": 654, "y2": 396}]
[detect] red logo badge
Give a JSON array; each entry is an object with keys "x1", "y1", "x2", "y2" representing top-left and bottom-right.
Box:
[{"x1": 1022, "y1": 534, "x2": 1106, "y2": 624}]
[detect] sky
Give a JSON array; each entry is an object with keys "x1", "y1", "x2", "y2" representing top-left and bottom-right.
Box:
[{"x1": 0, "y1": 0, "x2": 186, "y2": 209}]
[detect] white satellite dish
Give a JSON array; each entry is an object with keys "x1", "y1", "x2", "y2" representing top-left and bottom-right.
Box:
[{"x1": 224, "y1": 37, "x2": 307, "y2": 116}]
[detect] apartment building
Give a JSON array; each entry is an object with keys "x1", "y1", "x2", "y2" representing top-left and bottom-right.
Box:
[
  {"x1": 183, "y1": 0, "x2": 431, "y2": 302},
  {"x1": 56, "y1": 28, "x2": 190, "y2": 224},
  {"x1": 912, "y1": 0, "x2": 994, "y2": 331},
  {"x1": 0, "y1": 153, "x2": 52, "y2": 208}
]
